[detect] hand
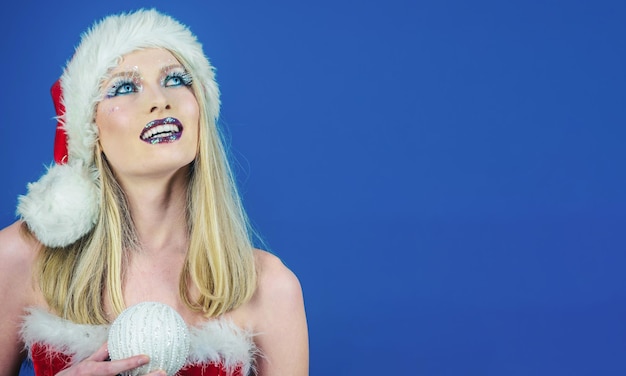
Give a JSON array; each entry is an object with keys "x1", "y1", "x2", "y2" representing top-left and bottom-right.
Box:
[{"x1": 56, "y1": 342, "x2": 166, "y2": 376}]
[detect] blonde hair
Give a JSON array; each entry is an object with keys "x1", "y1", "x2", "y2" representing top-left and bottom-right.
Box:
[{"x1": 37, "y1": 51, "x2": 257, "y2": 325}]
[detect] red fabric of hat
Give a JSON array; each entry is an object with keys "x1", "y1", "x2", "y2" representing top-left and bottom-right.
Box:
[{"x1": 51, "y1": 79, "x2": 68, "y2": 164}]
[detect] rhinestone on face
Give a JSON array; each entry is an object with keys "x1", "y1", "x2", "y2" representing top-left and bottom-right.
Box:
[{"x1": 108, "y1": 302, "x2": 190, "y2": 376}]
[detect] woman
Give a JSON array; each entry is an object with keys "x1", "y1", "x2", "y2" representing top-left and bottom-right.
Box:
[{"x1": 0, "y1": 9, "x2": 308, "y2": 376}]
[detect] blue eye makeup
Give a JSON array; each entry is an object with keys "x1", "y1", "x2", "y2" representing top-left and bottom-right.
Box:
[
  {"x1": 105, "y1": 75, "x2": 141, "y2": 98},
  {"x1": 102, "y1": 67, "x2": 192, "y2": 99},
  {"x1": 163, "y1": 70, "x2": 193, "y2": 88}
]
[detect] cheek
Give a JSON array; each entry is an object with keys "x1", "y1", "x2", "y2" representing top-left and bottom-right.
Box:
[
  {"x1": 181, "y1": 95, "x2": 200, "y2": 121},
  {"x1": 107, "y1": 105, "x2": 121, "y2": 115},
  {"x1": 95, "y1": 103, "x2": 133, "y2": 151},
  {"x1": 178, "y1": 95, "x2": 200, "y2": 137},
  {"x1": 96, "y1": 102, "x2": 112, "y2": 125},
  {"x1": 96, "y1": 103, "x2": 128, "y2": 131}
]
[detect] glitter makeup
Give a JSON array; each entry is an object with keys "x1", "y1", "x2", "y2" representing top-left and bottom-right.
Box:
[
  {"x1": 140, "y1": 117, "x2": 184, "y2": 144},
  {"x1": 104, "y1": 71, "x2": 142, "y2": 98},
  {"x1": 161, "y1": 65, "x2": 193, "y2": 88}
]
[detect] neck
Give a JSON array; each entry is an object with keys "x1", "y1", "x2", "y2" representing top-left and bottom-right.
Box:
[{"x1": 118, "y1": 167, "x2": 190, "y2": 254}]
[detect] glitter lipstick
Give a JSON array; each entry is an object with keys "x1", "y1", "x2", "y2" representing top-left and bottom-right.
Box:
[{"x1": 140, "y1": 117, "x2": 183, "y2": 144}]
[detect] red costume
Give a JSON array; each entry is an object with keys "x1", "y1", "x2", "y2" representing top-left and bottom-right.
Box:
[{"x1": 22, "y1": 308, "x2": 256, "y2": 376}]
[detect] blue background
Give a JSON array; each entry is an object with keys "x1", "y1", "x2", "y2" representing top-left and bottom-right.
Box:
[{"x1": 2, "y1": 1, "x2": 625, "y2": 375}]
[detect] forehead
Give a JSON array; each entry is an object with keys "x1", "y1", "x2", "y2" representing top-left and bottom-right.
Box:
[{"x1": 110, "y1": 48, "x2": 182, "y2": 73}]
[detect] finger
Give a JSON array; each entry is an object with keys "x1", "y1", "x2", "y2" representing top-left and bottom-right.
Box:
[
  {"x1": 56, "y1": 353, "x2": 150, "y2": 376},
  {"x1": 86, "y1": 342, "x2": 150, "y2": 375},
  {"x1": 102, "y1": 355, "x2": 150, "y2": 374},
  {"x1": 85, "y1": 342, "x2": 110, "y2": 361}
]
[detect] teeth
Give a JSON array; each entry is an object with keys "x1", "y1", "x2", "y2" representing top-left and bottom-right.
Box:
[{"x1": 142, "y1": 124, "x2": 180, "y2": 140}]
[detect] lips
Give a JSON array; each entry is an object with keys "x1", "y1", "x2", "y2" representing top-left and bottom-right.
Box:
[{"x1": 140, "y1": 117, "x2": 183, "y2": 144}]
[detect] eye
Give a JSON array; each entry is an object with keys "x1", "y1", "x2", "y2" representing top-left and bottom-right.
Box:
[
  {"x1": 165, "y1": 76, "x2": 182, "y2": 87},
  {"x1": 164, "y1": 71, "x2": 193, "y2": 88},
  {"x1": 106, "y1": 80, "x2": 139, "y2": 98}
]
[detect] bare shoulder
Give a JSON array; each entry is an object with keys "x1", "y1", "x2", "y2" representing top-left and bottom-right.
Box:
[
  {"x1": 254, "y1": 249, "x2": 303, "y2": 301},
  {"x1": 0, "y1": 221, "x2": 39, "y2": 276},
  {"x1": 0, "y1": 220, "x2": 40, "y2": 307},
  {"x1": 0, "y1": 221, "x2": 40, "y2": 374},
  {"x1": 249, "y1": 249, "x2": 309, "y2": 375}
]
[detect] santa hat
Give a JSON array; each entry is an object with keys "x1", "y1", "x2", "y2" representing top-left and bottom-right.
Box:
[{"x1": 17, "y1": 9, "x2": 220, "y2": 247}]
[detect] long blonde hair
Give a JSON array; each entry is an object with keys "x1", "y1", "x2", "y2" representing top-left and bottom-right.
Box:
[{"x1": 37, "y1": 52, "x2": 257, "y2": 325}]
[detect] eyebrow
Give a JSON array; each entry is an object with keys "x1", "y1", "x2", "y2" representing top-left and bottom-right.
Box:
[
  {"x1": 161, "y1": 64, "x2": 186, "y2": 73},
  {"x1": 102, "y1": 70, "x2": 140, "y2": 87},
  {"x1": 102, "y1": 64, "x2": 187, "y2": 85}
]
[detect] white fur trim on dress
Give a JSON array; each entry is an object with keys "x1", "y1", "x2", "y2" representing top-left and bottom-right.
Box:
[
  {"x1": 17, "y1": 8, "x2": 220, "y2": 247},
  {"x1": 21, "y1": 308, "x2": 256, "y2": 372},
  {"x1": 188, "y1": 319, "x2": 258, "y2": 375},
  {"x1": 21, "y1": 308, "x2": 109, "y2": 363}
]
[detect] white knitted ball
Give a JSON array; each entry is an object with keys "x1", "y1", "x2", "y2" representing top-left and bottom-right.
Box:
[{"x1": 108, "y1": 302, "x2": 190, "y2": 376}]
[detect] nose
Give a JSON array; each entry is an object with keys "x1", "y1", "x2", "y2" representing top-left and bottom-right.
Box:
[{"x1": 144, "y1": 84, "x2": 171, "y2": 113}]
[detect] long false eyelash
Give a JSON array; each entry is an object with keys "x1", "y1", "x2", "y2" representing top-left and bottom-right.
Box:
[
  {"x1": 165, "y1": 70, "x2": 193, "y2": 87},
  {"x1": 105, "y1": 74, "x2": 141, "y2": 98}
]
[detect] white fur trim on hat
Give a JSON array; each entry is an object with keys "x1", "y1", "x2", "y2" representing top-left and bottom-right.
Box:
[
  {"x1": 17, "y1": 162, "x2": 99, "y2": 247},
  {"x1": 17, "y1": 8, "x2": 220, "y2": 247}
]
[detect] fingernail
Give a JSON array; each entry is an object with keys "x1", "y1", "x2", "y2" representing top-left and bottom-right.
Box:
[{"x1": 138, "y1": 355, "x2": 150, "y2": 365}]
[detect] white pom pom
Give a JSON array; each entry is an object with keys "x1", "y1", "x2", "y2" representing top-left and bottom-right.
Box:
[
  {"x1": 17, "y1": 162, "x2": 100, "y2": 247},
  {"x1": 108, "y1": 302, "x2": 190, "y2": 376}
]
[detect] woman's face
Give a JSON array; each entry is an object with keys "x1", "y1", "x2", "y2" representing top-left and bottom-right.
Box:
[{"x1": 95, "y1": 48, "x2": 200, "y2": 181}]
